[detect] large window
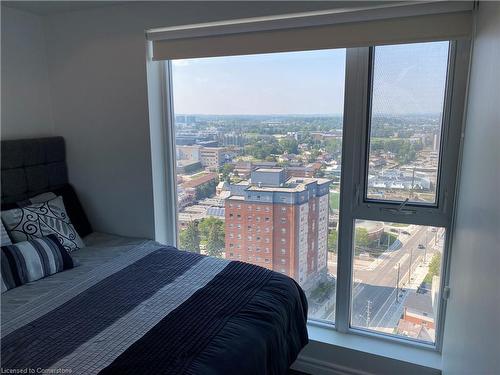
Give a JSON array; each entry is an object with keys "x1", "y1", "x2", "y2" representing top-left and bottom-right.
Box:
[
  {"x1": 163, "y1": 38, "x2": 469, "y2": 349},
  {"x1": 171, "y1": 49, "x2": 346, "y2": 321}
]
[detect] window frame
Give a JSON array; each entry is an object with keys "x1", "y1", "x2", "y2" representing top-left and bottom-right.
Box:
[
  {"x1": 331, "y1": 40, "x2": 470, "y2": 351},
  {"x1": 363, "y1": 43, "x2": 449, "y2": 208},
  {"x1": 161, "y1": 39, "x2": 470, "y2": 352}
]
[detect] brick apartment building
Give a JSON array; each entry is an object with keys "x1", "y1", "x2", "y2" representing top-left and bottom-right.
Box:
[{"x1": 224, "y1": 168, "x2": 331, "y2": 287}]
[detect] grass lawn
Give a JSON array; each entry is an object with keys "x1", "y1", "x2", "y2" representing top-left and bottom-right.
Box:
[{"x1": 330, "y1": 191, "x2": 340, "y2": 210}]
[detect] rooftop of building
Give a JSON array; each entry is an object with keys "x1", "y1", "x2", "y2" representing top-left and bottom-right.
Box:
[
  {"x1": 177, "y1": 159, "x2": 200, "y2": 166},
  {"x1": 397, "y1": 319, "x2": 434, "y2": 342},
  {"x1": 405, "y1": 290, "x2": 434, "y2": 315},
  {"x1": 254, "y1": 167, "x2": 284, "y2": 173},
  {"x1": 182, "y1": 173, "x2": 217, "y2": 188},
  {"x1": 246, "y1": 176, "x2": 331, "y2": 193},
  {"x1": 200, "y1": 147, "x2": 226, "y2": 151}
]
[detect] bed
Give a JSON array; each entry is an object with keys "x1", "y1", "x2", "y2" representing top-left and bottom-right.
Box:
[{"x1": 0, "y1": 137, "x2": 308, "y2": 375}]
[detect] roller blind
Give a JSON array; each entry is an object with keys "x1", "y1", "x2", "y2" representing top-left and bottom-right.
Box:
[{"x1": 148, "y1": 2, "x2": 473, "y2": 60}]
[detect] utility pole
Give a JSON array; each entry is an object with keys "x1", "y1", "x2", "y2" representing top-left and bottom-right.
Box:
[
  {"x1": 409, "y1": 247, "x2": 413, "y2": 285},
  {"x1": 424, "y1": 230, "x2": 428, "y2": 264},
  {"x1": 396, "y1": 262, "x2": 400, "y2": 303},
  {"x1": 410, "y1": 167, "x2": 415, "y2": 199},
  {"x1": 366, "y1": 300, "x2": 372, "y2": 327}
]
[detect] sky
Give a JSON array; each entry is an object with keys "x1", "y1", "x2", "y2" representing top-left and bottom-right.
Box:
[{"x1": 171, "y1": 41, "x2": 449, "y2": 116}]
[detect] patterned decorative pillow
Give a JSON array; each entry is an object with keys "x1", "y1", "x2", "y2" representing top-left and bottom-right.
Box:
[
  {"x1": 1, "y1": 196, "x2": 85, "y2": 252},
  {"x1": 1, "y1": 220, "x2": 12, "y2": 246},
  {"x1": 1, "y1": 234, "x2": 77, "y2": 293}
]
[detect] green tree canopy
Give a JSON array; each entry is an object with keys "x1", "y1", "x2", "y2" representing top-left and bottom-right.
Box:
[
  {"x1": 355, "y1": 228, "x2": 370, "y2": 248},
  {"x1": 199, "y1": 217, "x2": 225, "y2": 258},
  {"x1": 195, "y1": 180, "x2": 217, "y2": 200},
  {"x1": 423, "y1": 253, "x2": 441, "y2": 283},
  {"x1": 220, "y1": 164, "x2": 235, "y2": 181},
  {"x1": 179, "y1": 221, "x2": 201, "y2": 253},
  {"x1": 328, "y1": 230, "x2": 338, "y2": 253},
  {"x1": 205, "y1": 224, "x2": 225, "y2": 257},
  {"x1": 278, "y1": 138, "x2": 299, "y2": 154}
]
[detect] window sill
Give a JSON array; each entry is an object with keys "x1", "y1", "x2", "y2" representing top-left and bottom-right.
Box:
[{"x1": 306, "y1": 322, "x2": 442, "y2": 370}]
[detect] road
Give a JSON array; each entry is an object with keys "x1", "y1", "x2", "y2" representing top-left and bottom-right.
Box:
[
  {"x1": 351, "y1": 226, "x2": 439, "y2": 329},
  {"x1": 323, "y1": 225, "x2": 442, "y2": 328}
]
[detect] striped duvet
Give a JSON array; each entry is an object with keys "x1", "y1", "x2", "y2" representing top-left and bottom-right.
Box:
[{"x1": 1, "y1": 241, "x2": 308, "y2": 375}]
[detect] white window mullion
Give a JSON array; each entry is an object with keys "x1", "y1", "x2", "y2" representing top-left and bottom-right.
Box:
[
  {"x1": 335, "y1": 47, "x2": 371, "y2": 332},
  {"x1": 163, "y1": 60, "x2": 180, "y2": 247}
]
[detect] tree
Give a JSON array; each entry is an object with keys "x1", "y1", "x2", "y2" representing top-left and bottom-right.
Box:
[
  {"x1": 179, "y1": 221, "x2": 201, "y2": 253},
  {"x1": 328, "y1": 230, "x2": 338, "y2": 253},
  {"x1": 195, "y1": 180, "x2": 217, "y2": 200},
  {"x1": 199, "y1": 217, "x2": 224, "y2": 238},
  {"x1": 220, "y1": 164, "x2": 235, "y2": 181},
  {"x1": 315, "y1": 168, "x2": 325, "y2": 178},
  {"x1": 205, "y1": 225, "x2": 225, "y2": 257},
  {"x1": 423, "y1": 253, "x2": 441, "y2": 283},
  {"x1": 199, "y1": 217, "x2": 225, "y2": 257},
  {"x1": 355, "y1": 228, "x2": 370, "y2": 248},
  {"x1": 325, "y1": 139, "x2": 342, "y2": 155},
  {"x1": 279, "y1": 138, "x2": 299, "y2": 154},
  {"x1": 307, "y1": 149, "x2": 321, "y2": 163}
]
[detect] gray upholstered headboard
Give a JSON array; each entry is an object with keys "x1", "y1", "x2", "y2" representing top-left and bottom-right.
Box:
[{"x1": 1, "y1": 137, "x2": 68, "y2": 205}]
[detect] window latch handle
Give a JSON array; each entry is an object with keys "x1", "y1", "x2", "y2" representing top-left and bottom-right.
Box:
[
  {"x1": 397, "y1": 198, "x2": 410, "y2": 212},
  {"x1": 381, "y1": 199, "x2": 415, "y2": 215}
]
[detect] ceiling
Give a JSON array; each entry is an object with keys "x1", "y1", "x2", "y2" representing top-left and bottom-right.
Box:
[
  {"x1": 1, "y1": 1, "x2": 135, "y2": 15},
  {"x1": 1, "y1": 1, "x2": 391, "y2": 16}
]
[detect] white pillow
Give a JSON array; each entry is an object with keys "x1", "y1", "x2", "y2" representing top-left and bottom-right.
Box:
[{"x1": 1, "y1": 196, "x2": 84, "y2": 252}]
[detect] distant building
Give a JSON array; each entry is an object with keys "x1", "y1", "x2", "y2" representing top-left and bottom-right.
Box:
[
  {"x1": 286, "y1": 165, "x2": 316, "y2": 178},
  {"x1": 177, "y1": 145, "x2": 201, "y2": 161},
  {"x1": 175, "y1": 135, "x2": 197, "y2": 145},
  {"x1": 402, "y1": 291, "x2": 435, "y2": 329},
  {"x1": 224, "y1": 168, "x2": 331, "y2": 288},
  {"x1": 200, "y1": 147, "x2": 226, "y2": 168},
  {"x1": 252, "y1": 161, "x2": 279, "y2": 169},
  {"x1": 368, "y1": 169, "x2": 431, "y2": 191},
  {"x1": 219, "y1": 132, "x2": 246, "y2": 147},
  {"x1": 181, "y1": 173, "x2": 217, "y2": 189},
  {"x1": 310, "y1": 132, "x2": 342, "y2": 142},
  {"x1": 233, "y1": 162, "x2": 252, "y2": 179},
  {"x1": 197, "y1": 140, "x2": 219, "y2": 148},
  {"x1": 216, "y1": 181, "x2": 229, "y2": 196},
  {"x1": 176, "y1": 160, "x2": 202, "y2": 174}
]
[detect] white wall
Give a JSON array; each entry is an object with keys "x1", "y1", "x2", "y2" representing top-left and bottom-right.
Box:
[
  {"x1": 442, "y1": 3, "x2": 500, "y2": 374},
  {"x1": 1, "y1": 6, "x2": 54, "y2": 139},
  {"x1": 41, "y1": 2, "x2": 345, "y2": 238}
]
